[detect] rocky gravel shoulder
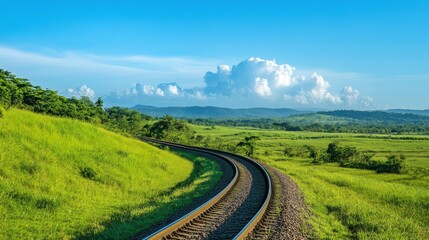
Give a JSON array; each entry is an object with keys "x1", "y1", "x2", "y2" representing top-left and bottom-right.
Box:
[{"x1": 247, "y1": 163, "x2": 311, "y2": 240}]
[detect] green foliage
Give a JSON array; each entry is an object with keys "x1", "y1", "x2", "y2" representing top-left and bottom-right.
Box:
[
  {"x1": 104, "y1": 106, "x2": 152, "y2": 137},
  {"x1": 304, "y1": 145, "x2": 328, "y2": 164},
  {"x1": 237, "y1": 135, "x2": 260, "y2": 158},
  {"x1": 284, "y1": 146, "x2": 309, "y2": 157},
  {"x1": 80, "y1": 167, "x2": 97, "y2": 180},
  {"x1": 148, "y1": 115, "x2": 195, "y2": 143},
  {"x1": 376, "y1": 154, "x2": 406, "y2": 174},
  {"x1": 312, "y1": 142, "x2": 406, "y2": 174}
]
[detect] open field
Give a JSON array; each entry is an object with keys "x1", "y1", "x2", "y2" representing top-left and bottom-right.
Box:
[
  {"x1": 192, "y1": 124, "x2": 429, "y2": 239},
  {"x1": 0, "y1": 109, "x2": 222, "y2": 239}
]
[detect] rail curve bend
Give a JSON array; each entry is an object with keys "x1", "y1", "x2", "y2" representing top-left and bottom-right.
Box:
[{"x1": 140, "y1": 137, "x2": 272, "y2": 240}]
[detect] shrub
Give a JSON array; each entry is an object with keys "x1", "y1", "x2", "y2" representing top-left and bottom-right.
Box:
[
  {"x1": 376, "y1": 154, "x2": 406, "y2": 174},
  {"x1": 305, "y1": 145, "x2": 328, "y2": 164},
  {"x1": 284, "y1": 146, "x2": 309, "y2": 158},
  {"x1": 80, "y1": 167, "x2": 97, "y2": 180},
  {"x1": 35, "y1": 198, "x2": 57, "y2": 211},
  {"x1": 311, "y1": 142, "x2": 408, "y2": 174}
]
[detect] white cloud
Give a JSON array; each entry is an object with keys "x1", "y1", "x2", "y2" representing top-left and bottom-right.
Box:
[
  {"x1": 203, "y1": 57, "x2": 295, "y2": 96},
  {"x1": 307, "y1": 73, "x2": 342, "y2": 104},
  {"x1": 66, "y1": 85, "x2": 96, "y2": 99},
  {"x1": 155, "y1": 88, "x2": 164, "y2": 96},
  {"x1": 341, "y1": 86, "x2": 360, "y2": 105},
  {"x1": 254, "y1": 77, "x2": 272, "y2": 97},
  {"x1": 168, "y1": 85, "x2": 179, "y2": 95},
  {"x1": 143, "y1": 85, "x2": 155, "y2": 95},
  {"x1": 107, "y1": 57, "x2": 374, "y2": 108},
  {"x1": 361, "y1": 96, "x2": 374, "y2": 107}
]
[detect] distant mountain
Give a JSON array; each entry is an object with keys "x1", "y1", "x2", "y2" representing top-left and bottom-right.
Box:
[
  {"x1": 131, "y1": 105, "x2": 308, "y2": 119},
  {"x1": 387, "y1": 109, "x2": 429, "y2": 116}
]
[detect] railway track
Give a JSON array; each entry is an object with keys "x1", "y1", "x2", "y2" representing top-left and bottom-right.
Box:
[{"x1": 140, "y1": 138, "x2": 272, "y2": 240}]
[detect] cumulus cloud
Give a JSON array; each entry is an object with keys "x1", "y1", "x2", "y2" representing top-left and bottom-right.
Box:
[
  {"x1": 107, "y1": 57, "x2": 373, "y2": 108},
  {"x1": 65, "y1": 84, "x2": 96, "y2": 99},
  {"x1": 306, "y1": 73, "x2": 341, "y2": 104},
  {"x1": 341, "y1": 86, "x2": 360, "y2": 105},
  {"x1": 254, "y1": 77, "x2": 272, "y2": 97},
  {"x1": 361, "y1": 96, "x2": 374, "y2": 107},
  {"x1": 203, "y1": 57, "x2": 295, "y2": 96}
]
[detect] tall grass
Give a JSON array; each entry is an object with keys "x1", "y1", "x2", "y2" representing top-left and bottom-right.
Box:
[{"x1": 0, "y1": 109, "x2": 222, "y2": 239}]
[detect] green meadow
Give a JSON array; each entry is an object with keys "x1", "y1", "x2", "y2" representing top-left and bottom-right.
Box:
[
  {"x1": 192, "y1": 124, "x2": 429, "y2": 239},
  {"x1": 0, "y1": 109, "x2": 221, "y2": 239}
]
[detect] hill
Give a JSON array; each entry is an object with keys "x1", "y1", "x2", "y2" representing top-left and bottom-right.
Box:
[
  {"x1": 131, "y1": 105, "x2": 307, "y2": 119},
  {"x1": 0, "y1": 109, "x2": 220, "y2": 239}
]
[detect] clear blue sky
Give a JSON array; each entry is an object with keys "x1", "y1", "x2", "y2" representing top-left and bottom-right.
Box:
[{"x1": 0, "y1": 0, "x2": 428, "y2": 109}]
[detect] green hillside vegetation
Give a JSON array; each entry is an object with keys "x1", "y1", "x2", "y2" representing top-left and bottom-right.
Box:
[
  {"x1": 190, "y1": 125, "x2": 429, "y2": 239},
  {"x1": 0, "y1": 109, "x2": 222, "y2": 239}
]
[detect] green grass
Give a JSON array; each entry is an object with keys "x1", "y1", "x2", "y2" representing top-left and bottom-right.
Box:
[
  {"x1": 0, "y1": 109, "x2": 222, "y2": 239},
  {"x1": 193, "y1": 124, "x2": 429, "y2": 239}
]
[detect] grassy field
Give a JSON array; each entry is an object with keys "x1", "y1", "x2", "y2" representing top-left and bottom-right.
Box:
[
  {"x1": 0, "y1": 109, "x2": 222, "y2": 239},
  {"x1": 192, "y1": 124, "x2": 429, "y2": 239}
]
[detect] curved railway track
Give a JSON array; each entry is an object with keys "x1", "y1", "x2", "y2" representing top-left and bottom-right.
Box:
[{"x1": 140, "y1": 137, "x2": 272, "y2": 240}]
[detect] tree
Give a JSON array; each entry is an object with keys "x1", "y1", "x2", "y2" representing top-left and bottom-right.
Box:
[
  {"x1": 237, "y1": 135, "x2": 260, "y2": 158},
  {"x1": 148, "y1": 115, "x2": 195, "y2": 143},
  {"x1": 377, "y1": 154, "x2": 406, "y2": 174}
]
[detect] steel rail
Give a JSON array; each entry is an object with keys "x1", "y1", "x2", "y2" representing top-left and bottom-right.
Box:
[{"x1": 140, "y1": 137, "x2": 272, "y2": 240}]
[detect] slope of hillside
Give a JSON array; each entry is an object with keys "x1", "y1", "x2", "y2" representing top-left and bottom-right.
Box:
[
  {"x1": 132, "y1": 105, "x2": 306, "y2": 119},
  {"x1": 0, "y1": 109, "x2": 221, "y2": 239}
]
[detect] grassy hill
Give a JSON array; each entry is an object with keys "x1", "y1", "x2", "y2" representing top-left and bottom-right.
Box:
[{"x1": 0, "y1": 109, "x2": 221, "y2": 239}]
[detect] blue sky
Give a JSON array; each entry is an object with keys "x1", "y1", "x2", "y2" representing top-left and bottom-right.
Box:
[{"x1": 0, "y1": 0, "x2": 428, "y2": 109}]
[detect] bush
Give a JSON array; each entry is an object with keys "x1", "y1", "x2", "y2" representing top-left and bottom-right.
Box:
[
  {"x1": 376, "y1": 154, "x2": 406, "y2": 174},
  {"x1": 35, "y1": 198, "x2": 57, "y2": 211},
  {"x1": 80, "y1": 167, "x2": 97, "y2": 180},
  {"x1": 310, "y1": 142, "x2": 407, "y2": 175},
  {"x1": 284, "y1": 146, "x2": 310, "y2": 158},
  {"x1": 305, "y1": 145, "x2": 328, "y2": 164}
]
